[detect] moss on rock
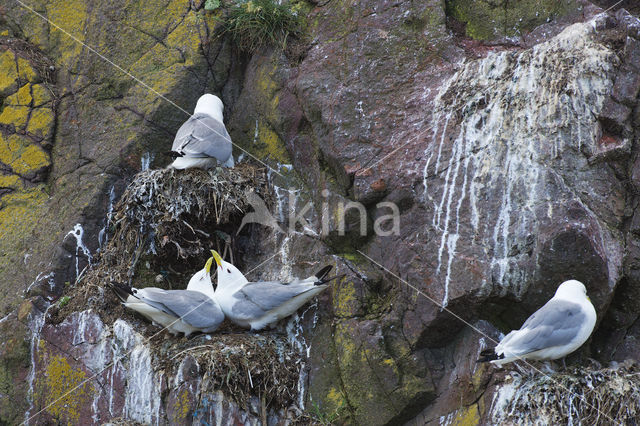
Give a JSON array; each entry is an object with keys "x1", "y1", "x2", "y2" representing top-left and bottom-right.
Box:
[{"x1": 446, "y1": 0, "x2": 577, "y2": 40}]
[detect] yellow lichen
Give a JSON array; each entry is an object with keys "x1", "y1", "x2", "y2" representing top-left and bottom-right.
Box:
[
  {"x1": 26, "y1": 107, "x2": 54, "y2": 139},
  {"x1": 166, "y1": 12, "x2": 202, "y2": 62},
  {"x1": 171, "y1": 387, "x2": 192, "y2": 422},
  {"x1": 253, "y1": 120, "x2": 290, "y2": 164},
  {"x1": 333, "y1": 279, "x2": 358, "y2": 317},
  {"x1": 44, "y1": 356, "x2": 91, "y2": 425},
  {"x1": 450, "y1": 404, "x2": 480, "y2": 426},
  {"x1": 0, "y1": 133, "x2": 50, "y2": 175},
  {"x1": 5, "y1": 83, "x2": 32, "y2": 106},
  {"x1": 31, "y1": 84, "x2": 52, "y2": 106},
  {"x1": 16, "y1": 56, "x2": 37, "y2": 82},
  {"x1": 46, "y1": 0, "x2": 88, "y2": 69},
  {"x1": 0, "y1": 105, "x2": 29, "y2": 128},
  {"x1": 0, "y1": 174, "x2": 22, "y2": 191},
  {"x1": 0, "y1": 50, "x2": 17, "y2": 96}
]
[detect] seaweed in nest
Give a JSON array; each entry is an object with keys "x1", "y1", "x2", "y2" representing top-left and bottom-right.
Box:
[{"x1": 493, "y1": 361, "x2": 640, "y2": 424}]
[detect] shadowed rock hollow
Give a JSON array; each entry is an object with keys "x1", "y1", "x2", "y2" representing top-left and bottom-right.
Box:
[{"x1": 2, "y1": 0, "x2": 640, "y2": 424}]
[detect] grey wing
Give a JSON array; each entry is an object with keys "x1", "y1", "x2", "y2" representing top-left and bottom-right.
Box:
[
  {"x1": 504, "y1": 299, "x2": 585, "y2": 354},
  {"x1": 137, "y1": 288, "x2": 224, "y2": 331},
  {"x1": 172, "y1": 114, "x2": 232, "y2": 160},
  {"x1": 231, "y1": 282, "x2": 316, "y2": 318}
]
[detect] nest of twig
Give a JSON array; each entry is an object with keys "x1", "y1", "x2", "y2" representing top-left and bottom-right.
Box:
[
  {"x1": 56, "y1": 164, "x2": 272, "y2": 321},
  {"x1": 493, "y1": 361, "x2": 640, "y2": 424},
  {"x1": 168, "y1": 333, "x2": 302, "y2": 411}
]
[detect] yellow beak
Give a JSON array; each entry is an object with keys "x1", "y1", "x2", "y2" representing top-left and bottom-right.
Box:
[
  {"x1": 211, "y1": 250, "x2": 222, "y2": 268},
  {"x1": 204, "y1": 257, "x2": 214, "y2": 274}
]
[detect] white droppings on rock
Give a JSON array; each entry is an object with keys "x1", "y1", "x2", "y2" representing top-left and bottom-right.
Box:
[
  {"x1": 140, "y1": 152, "x2": 154, "y2": 171},
  {"x1": 422, "y1": 20, "x2": 618, "y2": 304},
  {"x1": 98, "y1": 186, "x2": 116, "y2": 250},
  {"x1": 24, "y1": 301, "x2": 52, "y2": 424},
  {"x1": 66, "y1": 224, "x2": 93, "y2": 279}
]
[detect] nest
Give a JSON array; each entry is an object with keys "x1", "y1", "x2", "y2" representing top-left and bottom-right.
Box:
[
  {"x1": 58, "y1": 164, "x2": 272, "y2": 321},
  {"x1": 101, "y1": 164, "x2": 271, "y2": 283},
  {"x1": 494, "y1": 361, "x2": 640, "y2": 424},
  {"x1": 50, "y1": 163, "x2": 305, "y2": 417},
  {"x1": 167, "y1": 333, "x2": 302, "y2": 411}
]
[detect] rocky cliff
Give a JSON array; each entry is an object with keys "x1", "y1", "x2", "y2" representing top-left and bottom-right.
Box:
[{"x1": 2, "y1": 0, "x2": 640, "y2": 424}]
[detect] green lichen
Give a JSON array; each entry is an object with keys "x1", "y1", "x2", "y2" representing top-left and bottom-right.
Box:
[
  {"x1": 445, "y1": 0, "x2": 577, "y2": 40},
  {"x1": 43, "y1": 356, "x2": 91, "y2": 425}
]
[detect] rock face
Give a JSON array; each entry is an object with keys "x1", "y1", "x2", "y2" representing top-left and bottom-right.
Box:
[{"x1": 3, "y1": 0, "x2": 640, "y2": 424}]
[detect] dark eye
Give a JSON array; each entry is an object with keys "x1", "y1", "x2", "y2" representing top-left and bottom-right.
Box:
[{"x1": 227, "y1": 269, "x2": 231, "y2": 273}]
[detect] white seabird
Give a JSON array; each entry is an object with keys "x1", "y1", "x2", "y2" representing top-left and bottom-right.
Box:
[
  {"x1": 479, "y1": 280, "x2": 597, "y2": 367},
  {"x1": 167, "y1": 93, "x2": 234, "y2": 169},
  {"x1": 111, "y1": 256, "x2": 225, "y2": 336},
  {"x1": 210, "y1": 250, "x2": 339, "y2": 330}
]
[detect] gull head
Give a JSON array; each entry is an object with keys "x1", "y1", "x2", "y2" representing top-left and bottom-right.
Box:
[
  {"x1": 211, "y1": 250, "x2": 248, "y2": 290},
  {"x1": 554, "y1": 279, "x2": 588, "y2": 301},
  {"x1": 194, "y1": 93, "x2": 224, "y2": 122},
  {"x1": 186, "y1": 256, "x2": 215, "y2": 298}
]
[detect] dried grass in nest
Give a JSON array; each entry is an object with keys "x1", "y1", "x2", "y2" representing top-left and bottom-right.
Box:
[
  {"x1": 497, "y1": 361, "x2": 640, "y2": 424},
  {"x1": 169, "y1": 333, "x2": 302, "y2": 411}
]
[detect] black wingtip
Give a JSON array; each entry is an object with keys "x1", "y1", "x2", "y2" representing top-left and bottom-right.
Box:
[
  {"x1": 477, "y1": 349, "x2": 502, "y2": 363},
  {"x1": 109, "y1": 282, "x2": 134, "y2": 303},
  {"x1": 315, "y1": 273, "x2": 345, "y2": 286},
  {"x1": 165, "y1": 150, "x2": 184, "y2": 158},
  {"x1": 314, "y1": 265, "x2": 333, "y2": 282}
]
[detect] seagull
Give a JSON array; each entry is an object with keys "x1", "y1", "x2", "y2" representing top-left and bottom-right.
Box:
[
  {"x1": 210, "y1": 250, "x2": 340, "y2": 330},
  {"x1": 167, "y1": 94, "x2": 234, "y2": 169},
  {"x1": 110, "y1": 256, "x2": 224, "y2": 336},
  {"x1": 479, "y1": 280, "x2": 597, "y2": 367}
]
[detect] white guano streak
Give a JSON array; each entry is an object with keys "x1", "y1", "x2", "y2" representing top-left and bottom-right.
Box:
[{"x1": 422, "y1": 21, "x2": 617, "y2": 307}]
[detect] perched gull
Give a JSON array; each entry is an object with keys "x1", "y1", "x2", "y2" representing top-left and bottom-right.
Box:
[
  {"x1": 167, "y1": 94, "x2": 234, "y2": 169},
  {"x1": 210, "y1": 250, "x2": 339, "y2": 330},
  {"x1": 110, "y1": 256, "x2": 224, "y2": 336},
  {"x1": 479, "y1": 280, "x2": 596, "y2": 367}
]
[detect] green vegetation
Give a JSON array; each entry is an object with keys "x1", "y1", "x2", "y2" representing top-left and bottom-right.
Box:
[
  {"x1": 57, "y1": 296, "x2": 71, "y2": 308},
  {"x1": 221, "y1": 0, "x2": 302, "y2": 53},
  {"x1": 310, "y1": 399, "x2": 347, "y2": 425}
]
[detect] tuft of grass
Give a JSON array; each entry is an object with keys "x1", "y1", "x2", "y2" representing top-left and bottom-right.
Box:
[
  {"x1": 57, "y1": 296, "x2": 71, "y2": 308},
  {"x1": 222, "y1": 0, "x2": 303, "y2": 53}
]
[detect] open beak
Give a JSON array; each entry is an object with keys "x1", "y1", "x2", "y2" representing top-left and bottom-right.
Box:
[
  {"x1": 211, "y1": 250, "x2": 222, "y2": 268},
  {"x1": 204, "y1": 257, "x2": 214, "y2": 274}
]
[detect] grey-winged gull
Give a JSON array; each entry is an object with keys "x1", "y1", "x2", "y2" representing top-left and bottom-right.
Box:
[
  {"x1": 210, "y1": 250, "x2": 340, "y2": 330},
  {"x1": 167, "y1": 94, "x2": 234, "y2": 169},
  {"x1": 111, "y1": 256, "x2": 224, "y2": 336},
  {"x1": 479, "y1": 280, "x2": 596, "y2": 367}
]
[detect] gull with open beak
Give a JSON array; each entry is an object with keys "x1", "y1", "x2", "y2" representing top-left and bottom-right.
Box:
[
  {"x1": 111, "y1": 256, "x2": 225, "y2": 336},
  {"x1": 210, "y1": 250, "x2": 339, "y2": 330}
]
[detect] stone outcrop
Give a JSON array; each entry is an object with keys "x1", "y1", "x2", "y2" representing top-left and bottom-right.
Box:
[{"x1": 2, "y1": 0, "x2": 640, "y2": 424}]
